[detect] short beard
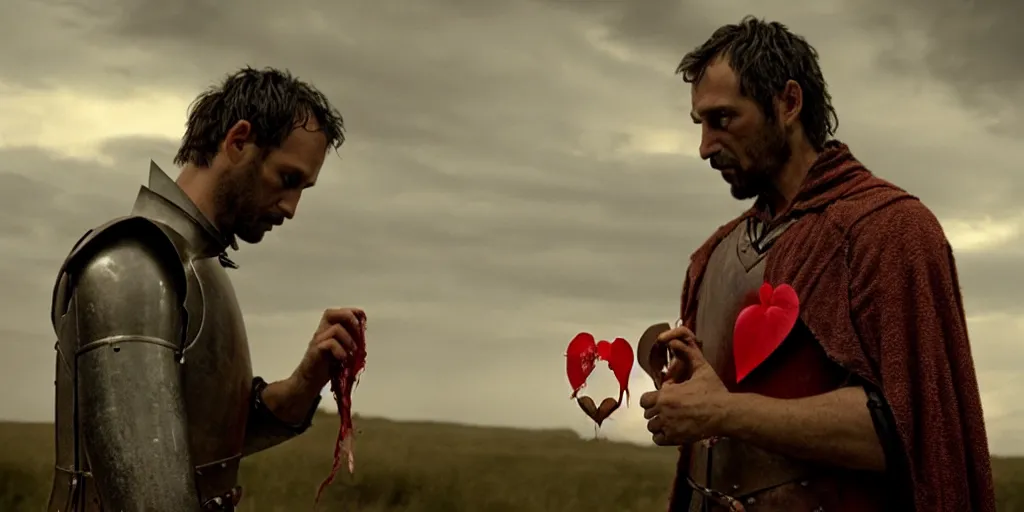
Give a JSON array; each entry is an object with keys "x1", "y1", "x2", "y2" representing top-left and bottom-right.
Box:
[
  {"x1": 213, "y1": 160, "x2": 264, "y2": 244},
  {"x1": 728, "y1": 124, "x2": 791, "y2": 201}
]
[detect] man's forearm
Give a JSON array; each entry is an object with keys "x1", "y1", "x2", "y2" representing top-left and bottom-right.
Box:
[
  {"x1": 260, "y1": 376, "x2": 323, "y2": 425},
  {"x1": 716, "y1": 386, "x2": 886, "y2": 471},
  {"x1": 242, "y1": 376, "x2": 323, "y2": 456}
]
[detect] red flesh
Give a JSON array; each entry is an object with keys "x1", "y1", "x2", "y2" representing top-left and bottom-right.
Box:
[{"x1": 313, "y1": 312, "x2": 367, "y2": 507}]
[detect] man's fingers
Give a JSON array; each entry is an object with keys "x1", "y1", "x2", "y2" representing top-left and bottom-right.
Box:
[
  {"x1": 667, "y1": 339, "x2": 707, "y2": 368},
  {"x1": 656, "y1": 325, "x2": 696, "y2": 344},
  {"x1": 664, "y1": 359, "x2": 688, "y2": 384},
  {"x1": 316, "y1": 324, "x2": 357, "y2": 356},
  {"x1": 646, "y1": 416, "x2": 662, "y2": 434},
  {"x1": 321, "y1": 308, "x2": 365, "y2": 332},
  {"x1": 643, "y1": 404, "x2": 660, "y2": 420},
  {"x1": 639, "y1": 390, "x2": 659, "y2": 410},
  {"x1": 652, "y1": 431, "x2": 669, "y2": 446},
  {"x1": 316, "y1": 337, "x2": 349, "y2": 362}
]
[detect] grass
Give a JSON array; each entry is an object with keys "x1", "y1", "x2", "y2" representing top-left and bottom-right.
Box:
[{"x1": 1, "y1": 413, "x2": 1021, "y2": 511}]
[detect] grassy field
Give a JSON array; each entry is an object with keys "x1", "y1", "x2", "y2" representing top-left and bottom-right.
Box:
[{"x1": 1, "y1": 413, "x2": 1021, "y2": 511}]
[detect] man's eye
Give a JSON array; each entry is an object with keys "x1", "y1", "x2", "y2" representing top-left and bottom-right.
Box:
[
  {"x1": 712, "y1": 115, "x2": 731, "y2": 130},
  {"x1": 281, "y1": 173, "x2": 301, "y2": 188}
]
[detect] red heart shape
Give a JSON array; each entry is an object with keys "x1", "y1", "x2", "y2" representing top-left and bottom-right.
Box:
[
  {"x1": 566, "y1": 332, "x2": 599, "y2": 399},
  {"x1": 565, "y1": 333, "x2": 634, "y2": 426},
  {"x1": 606, "y1": 338, "x2": 634, "y2": 404},
  {"x1": 733, "y1": 282, "x2": 800, "y2": 383}
]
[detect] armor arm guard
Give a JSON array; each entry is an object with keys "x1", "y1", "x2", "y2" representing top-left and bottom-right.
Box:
[
  {"x1": 70, "y1": 223, "x2": 201, "y2": 510},
  {"x1": 242, "y1": 376, "x2": 321, "y2": 456}
]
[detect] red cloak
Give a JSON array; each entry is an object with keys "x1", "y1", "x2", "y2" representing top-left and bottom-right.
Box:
[{"x1": 669, "y1": 142, "x2": 996, "y2": 511}]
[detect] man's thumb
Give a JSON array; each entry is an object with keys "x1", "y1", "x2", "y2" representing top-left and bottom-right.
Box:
[{"x1": 666, "y1": 339, "x2": 707, "y2": 367}]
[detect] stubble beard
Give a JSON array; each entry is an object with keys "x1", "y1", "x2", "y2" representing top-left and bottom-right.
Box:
[
  {"x1": 728, "y1": 124, "x2": 792, "y2": 201},
  {"x1": 214, "y1": 161, "x2": 266, "y2": 244}
]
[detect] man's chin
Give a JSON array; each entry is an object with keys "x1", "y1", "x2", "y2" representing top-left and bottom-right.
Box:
[
  {"x1": 235, "y1": 229, "x2": 267, "y2": 245},
  {"x1": 729, "y1": 183, "x2": 759, "y2": 201}
]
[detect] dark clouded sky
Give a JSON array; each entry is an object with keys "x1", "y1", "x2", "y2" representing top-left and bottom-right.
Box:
[{"x1": 2, "y1": 0, "x2": 1022, "y2": 455}]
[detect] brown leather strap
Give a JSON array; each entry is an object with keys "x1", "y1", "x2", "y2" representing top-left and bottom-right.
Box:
[{"x1": 691, "y1": 437, "x2": 814, "y2": 498}]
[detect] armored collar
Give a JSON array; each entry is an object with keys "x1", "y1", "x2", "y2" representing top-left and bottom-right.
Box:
[{"x1": 131, "y1": 161, "x2": 240, "y2": 265}]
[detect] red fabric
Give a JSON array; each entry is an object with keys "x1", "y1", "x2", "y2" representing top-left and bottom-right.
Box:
[{"x1": 669, "y1": 142, "x2": 996, "y2": 511}]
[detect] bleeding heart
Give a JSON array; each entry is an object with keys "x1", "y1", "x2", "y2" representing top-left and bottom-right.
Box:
[
  {"x1": 565, "y1": 333, "x2": 634, "y2": 427},
  {"x1": 733, "y1": 282, "x2": 800, "y2": 383},
  {"x1": 606, "y1": 338, "x2": 634, "y2": 404},
  {"x1": 566, "y1": 332, "x2": 599, "y2": 399}
]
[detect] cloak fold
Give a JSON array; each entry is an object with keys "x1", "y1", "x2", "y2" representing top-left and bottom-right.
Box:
[{"x1": 669, "y1": 142, "x2": 996, "y2": 512}]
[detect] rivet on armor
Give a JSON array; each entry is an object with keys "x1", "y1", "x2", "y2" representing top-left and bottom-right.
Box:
[
  {"x1": 220, "y1": 462, "x2": 228, "y2": 468},
  {"x1": 732, "y1": 484, "x2": 740, "y2": 490},
  {"x1": 800, "y1": 480, "x2": 809, "y2": 486},
  {"x1": 746, "y1": 497, "x2": 756, "y2": 505}
]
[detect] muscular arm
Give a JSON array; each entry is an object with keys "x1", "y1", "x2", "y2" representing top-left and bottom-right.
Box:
[
  {"x1": 71, "y1": 229, "x2": 200, "y2": 510},
  {"x1": 717, "y1": 386, "x2": 886, "y2": 471}
]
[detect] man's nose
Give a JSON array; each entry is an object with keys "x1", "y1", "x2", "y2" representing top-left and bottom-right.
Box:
[
  {"x1": 279, "y1": 192, "x2": 300, "y2": 219},
  {"x1": 699, "y1": 131, "x2": 721, "y2": 161}
]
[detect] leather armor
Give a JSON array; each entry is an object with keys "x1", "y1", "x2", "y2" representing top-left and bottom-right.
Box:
[{"x1": 684, "y1": 217, "x2": 885, "y2": 511}]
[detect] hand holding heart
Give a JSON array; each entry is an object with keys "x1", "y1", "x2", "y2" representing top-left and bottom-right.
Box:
[{"x1": 640, "y1": 328, "x2": 731, "y2": 446}]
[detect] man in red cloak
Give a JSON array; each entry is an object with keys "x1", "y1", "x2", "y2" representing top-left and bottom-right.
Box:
[{"x1": 636, "y1": 16, "x2": 996, "y2": 512}]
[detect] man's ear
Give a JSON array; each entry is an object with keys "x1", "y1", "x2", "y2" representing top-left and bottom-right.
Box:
[
  {"x1": 222, "y1": 120, "x2": 253, "y2": 164},
  {"x1": 776, "y1": 80, "x2": 804, "y2": 127}
]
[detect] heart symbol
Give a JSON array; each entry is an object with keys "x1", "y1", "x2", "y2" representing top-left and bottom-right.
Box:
[
  {"x1": 576, "y1": 396, "x2": 621, "y2": 427},
  {"x1": 733, "y1": 282, "x2": 800, "y2": 383},
  {"x1": 565, "y1": 332, "x2": 634, "y2": 427}
]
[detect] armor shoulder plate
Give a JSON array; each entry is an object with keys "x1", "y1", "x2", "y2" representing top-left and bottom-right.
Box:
[
  {"x1": 51, "y1": 216, "x2": 188, "y2": 335},
  {"x1": 52, "y1": 216, "x2": 204, "y2": 510}
]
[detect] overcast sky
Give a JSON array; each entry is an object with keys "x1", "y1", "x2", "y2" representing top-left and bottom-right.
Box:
[{"x1": 1, "y1": 0, "x2": 1022, "y2": 455}]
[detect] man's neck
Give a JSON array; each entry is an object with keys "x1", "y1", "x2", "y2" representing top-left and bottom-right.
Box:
[
  {"x1": 765, "y1": 139, "x2": 820, "y2": 215},
  {"x1": 175, "y1": 165, "x2": 223, "y2": 231}
]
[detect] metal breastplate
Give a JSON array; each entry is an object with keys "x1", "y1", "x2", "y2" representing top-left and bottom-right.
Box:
[
  {"x1": 176, "y1": 249, "x2": 252, "y2": 509},
  {"x1": 689, "y1": 218, "x2": 828, "y2": 512},
  {"x1": 49, "y1": 182, "x2": 252, "y2": 511}
]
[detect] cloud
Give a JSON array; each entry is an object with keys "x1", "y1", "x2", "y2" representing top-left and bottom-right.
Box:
[
  {"x1": 853, "y1": 0, "x2": 1024, "y2": 132},
  {"x1": 0, "y1": 0, "x2": 1022, "y2": 456}
]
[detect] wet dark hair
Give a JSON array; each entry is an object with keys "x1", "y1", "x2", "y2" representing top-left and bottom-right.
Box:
[
  {"x1": 677, "y1": 16, "x2": 838, "y2": 151},
  {"x1": 173, "y1": 66, "x2": 345, "y2": 167}
]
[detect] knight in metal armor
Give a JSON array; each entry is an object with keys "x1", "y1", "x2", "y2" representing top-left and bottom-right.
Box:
[
  {"x1": 636, "y1": 17, "x2": 995, "y2": 512},
  {"x1": 47, "y1": 67, "x2": 368, "y2": 511}
]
